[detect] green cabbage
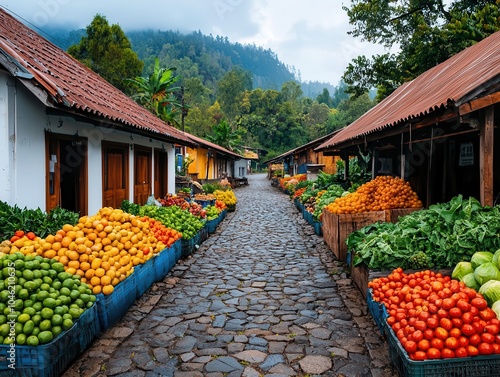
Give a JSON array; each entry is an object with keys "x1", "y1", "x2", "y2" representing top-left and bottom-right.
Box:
[
  {"x1": 493, "y1": 249, "x2": 500, "y2": 266},
  {"x1": 452, "y1": 262, "x2": 474, "y2": 281},
  {"x1": 478, "y1": 280, "x2": 500, "y2": 307},
  {"x1": 492, "y1": 301, "x2": 500, "y2": 320},
  {"x1": 474, "y1": 262, "x2": 500, "y2": 286},
  {"x1": 461, "y1": 272, "x2": 480, "y2": 291},
  {"x1": 471, "y1": 251, "x2": 494, "y2": 269}
]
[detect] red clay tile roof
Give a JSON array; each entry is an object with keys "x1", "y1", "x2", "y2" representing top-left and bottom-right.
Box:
[
  {"x1": 186, "y1": 133, "x2": 244, "y2": 159},
  {"x1": 317, "y1": 30, "x2": 500, "y2": 151},
  {"x1": 0, "y1": 9, "x2": 192, "y2": 144}
]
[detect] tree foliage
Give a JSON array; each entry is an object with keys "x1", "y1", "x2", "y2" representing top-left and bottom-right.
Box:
[
  {"x1": 67, "y1": 14, "x2": 143, "y2": 93},
  {"x1": 342, "y1": 1, "x2": 500, "y2": 100}
]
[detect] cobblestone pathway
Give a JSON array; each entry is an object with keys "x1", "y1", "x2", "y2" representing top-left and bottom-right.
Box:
[{"x1": 65, "y1": 173, "x2": 397, "y2": 377}]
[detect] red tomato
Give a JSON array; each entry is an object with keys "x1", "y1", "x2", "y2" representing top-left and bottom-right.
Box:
[
  {"x1": 455, "y1": 346, "x2": 468, "y2": 358},
  {"x1": 467, "y1": 345, "x2": 479, "y2": 356},
  {"x1": 449, "y1": 307, "x2": 462, "y2": 318},
  {"x1": 469, "y1": 334, "x2": 482, "y2": 346},
  {"x1": 449, "y1": 328, "x2": 462, "y2": 339},
  {"x1": 463, "y1": 288, "x2": 477, "y2": 300},
  {"x1": 412, "y1": 330, "x2": 424, "y2": 343},
  {"x1": 473, "y1": 321, "x2": 486, "y2": 334},
  {"x1": 431, "y1": 281, "x2": 444, "y2": 292},
  {"x1": 442, "y1": 298, "x2": 456, "y2": 310},
  {"x1": 478, "y1": 342, "x2": 494, "y2": 355},
  {"x1": 441, "y1": 348, "x2": 455, "y2": 359},
  {"x1": 14, "y1": 230, "x2": 25, "y2": 237},
  {"x1": 471, "y1": 298, "x2": 488, "y2": 310},
  {"x1": 419, "y1": 311, "x2": 430, "y2": 321},
  {"x1": 493, "y1": 343, "x2": 500, "y2": 354},
  {"x1": 427, "y1": 317, "x2": 439, "y2": 329},
  {"x1": 412, "y1": 351, "x2": 427, "y2": 361},
  {"x1": 427, "y1": 348, "x2": 441, "y2": 359},
  {"x1": 435, "y1": 327, "x2": 449, "y2": 341},
  {"x1": 437, "y1": 309, "x2": 448, "y2": 319},
  {"x1": 461, "y1": 324, "x2": 476, "y2": 337},
  {"x1": 439, "y1": 318, "x2": 453, "y2": 331},
  {"x1": 481, "y1": 333, "x2": 495, "y2": 344},
  {"x1": 479, "y1": 309, "x2": 497, "y2": 322},
  {"x1": 431, "y1": 338, "x2": 445, "y2": 350},
  {"x1": 456, "y1": 299, "x2": 471, "y2": 313},
  {"x1": 445, "y1": 337, "x2": 459, "y2": 350},
  {"x1": 451, "y1": 318, "x2": 463, "y2": 328},
  {"x1": 484, "y1": 324, "x2": 500, "y2": 335},
  {"x1": 424, "y1": 329, "x2": 435, "y2": 340},
  {"x1": 462, "y1": 312, "x2": 474, "y2": 324},
  {"x1": 418, "y1": 339, "x2": 431, "y2": 352},
  {"x1": 414, "y1": 320, "x2": 427, "y2": 331},
  {"x1": 26, "y1": 231, "x2": 36, "y2": 240},
  {"x1": 404, "y1": 340, "x2": 417, "y2": 353},
  {"x1": 459, "y1": 336, "x2": 469, "y2": 347}
]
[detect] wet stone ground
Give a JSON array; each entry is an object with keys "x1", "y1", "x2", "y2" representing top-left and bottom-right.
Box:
[{"x1": 64, "y1": 173, "x2": 398, "y2": 377}]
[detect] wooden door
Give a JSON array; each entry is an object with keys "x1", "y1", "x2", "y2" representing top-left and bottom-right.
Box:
[
  {"x1": 103, "y1": 143, "x2": 128, "y2": 209},
  {"x1": 134, "y1": 149, "x2": 152, "y2": 205},
  {"x1": 154, "y1": 149, "x2": 168, "y2": 199},
  {"x1": 46, "y1": 132, "x2": 88, "y2": 214}
]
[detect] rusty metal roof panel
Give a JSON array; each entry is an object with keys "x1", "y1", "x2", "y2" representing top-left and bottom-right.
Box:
[
  {"x1": 186, "y1": 133, "x2": 244, "y2": 159},
  {"x1": 0, "y1": 9, "x2": 191, "y2": 144},
  {"x1": 318, "y1": 31, "x2": 500, "y2": 150}
]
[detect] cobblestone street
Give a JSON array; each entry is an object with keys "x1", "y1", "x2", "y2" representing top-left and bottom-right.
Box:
[{"x1": 65, "y1": 173, "x2": 397, "y2": 377}]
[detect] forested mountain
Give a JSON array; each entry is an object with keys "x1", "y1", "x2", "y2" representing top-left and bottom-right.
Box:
[{"x1": 42, "y1": 27, "x2": 335, "y2": 99}]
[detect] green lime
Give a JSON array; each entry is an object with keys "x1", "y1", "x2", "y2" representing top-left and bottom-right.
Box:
[
  {"x1": 0, "y1": 291, "x2": 9, "y2": 302},
  {"x1": 68, "y1": 308, "x2": 81, "y2": 319},
  {"x1": 37, "y1": 290, "x2": 50, "y2": 301},
  {"x1": 39, "y1": 319, "x2": 52, "y2": 331},
  {"x1": 86, "y1": 301, "x2": 94, "y2": 309},
  {"x1": 23, "y1": 281, "x2": 36, "y2": 292},
  {"x1": 51, "y1": 262, "x2": 65, "y2": 273},
  {"x1": 48, "y1": 270, "x2": 57, "y2": 279},
  {"x1": 70, "y1": 290, "x2": 80, "y2": 300},
  {"x1": 27, "y1": 335, "x2": 39, "y2": 346},
  {"x1": 18, "y1": 277, "x2": 26, "y2": 287},
  {"x1": 62, "y1": 279, "x2": 74, "y2": 289},
  {"x1": 0, "y1": 315, "x2": 6, "y2": 325},
  {"x1": 58, "y1": 295, "x2": 71, "y2": 306},
  {"x1": 80, "y1": 294, "x2": 90, "y2": 303},
  {"x1": 14, "y1": 299, "x2": 24, "y2": 311},
  {"x1": 74, "y1": 298, "x2": 85, "y2": 309},
  {"x1": 37, "y1": 330, "x2": 53, "y2": 344},
  {"x1": 52, "y1": 281, "x2": 62, "y2": 290},
  {"x1": 22, "y1": 270, "x2": 34, "y2": 280},
  {"x1": 23, "y1": 320, "x2": 35, "y2": 335},
  {"x1": 62, "y1": 318, "x2": 73, "y2": 330},
  {"x1": 32, "y1": 302, "x2": 43, "y2": 312},
  {"x1": 60, "y1": 287, "x2": 71, "y2": 297},
  {"x1": 14, "y1": 260, "x2": 25, "y2": 271},
  {"x1": 42, "y1": 298, "x2": 57, "y2": 309},
  {"x1": 51, "y1": 314, "x2": 63, "y2": 327},
  {"x1": 40, "y1": 308, "x2": 54, "y2": 320},
  {"x1": 18, "y1": 288, "x2": 29, "y2": 299},
  {"x1": 57, "y1": 272, "x2": 70, "y2": 282},
  {"x1": 51, "y1": 326, "x2": 62, "y2": 337},
  {"x1": 17, "y1": 313, "x2": 31, "y2": 324},
  {"x1": 54, "y1": 306, "x2": 67, "y2": 316},
  {"x1": 42, "y1": 276, "x2": 53, "y2": 285},
  {"x1": 31, "y1": 327, "x2": 40, "y2": 336},
  {"x1": 3, "y1": 336, "x2": 14, "y2": 345},
  {"x1": 24, "y1": 260, "x2": 34, "y2": 270},
  {"x1": 23, "y1": 307, "x2": 36, "y2": 317},
  {"x1": 39, "y1": 283, "x2": 51, "y2": 292},
  {"x1": 14, "y1": 322, "x2": 23, "y2": 334},
  {"x1": 40, "y1": 262, "x2": 50, "y2": 271},
  {"x1": 16, "y1": 333, "x2": 27, "y2": 345},
  {"x1": 23, "y1": 300, "x2": 34, "y2": 310},
  {"x1": 31, "y1": 314, "x2": 41, "y2": 326},
  {"x1": 0, "y1": 323, "x2": 9, "y2": 337},
  {"x1": 62, "y1": 313, "x2": 72, "y2": 321}
]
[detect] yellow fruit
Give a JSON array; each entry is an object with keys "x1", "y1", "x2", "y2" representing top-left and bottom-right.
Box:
[
  {"x1": 95, "y1": 268, "x2": 105, "y2": 278},
  {"x1": 91, "y1": 258, "x2": 102, "y2": 269},
  {"x1": 102, "y1": 285, "x2": 114, "y2": 295},
  {"x1": 92, "y1": 285, "x2": 102, "y2": 295},
  {"x1": 100, "y1": 275, "x2": 111, "y2": 286},
  {"x1": 85, "y1": 269, "x2": 95, "y2": 279},
  {"x1": 44, "y1": 249, "x2": 56, "y2": 259},
  {"x1": 68, "y1": 260, "x2": 80, "y2": 270},
  {"x1": 67, "y1": 250, "x2": 80, "y2": 261},
  {"x1": 90, "y1": 276, "x2": 101, "y2": 286}
]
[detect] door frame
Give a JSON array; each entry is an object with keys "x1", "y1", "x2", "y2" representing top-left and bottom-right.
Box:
[
  {"x1": 102, "y1": 141, "x2": 129, "y2": 209},
  {"x1": 133, "y1": 145, "x2": 152, "y2": 205}
]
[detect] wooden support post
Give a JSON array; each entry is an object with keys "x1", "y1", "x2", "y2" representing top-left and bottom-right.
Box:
[{"x1": 480, "y1": 107, "x2": 494, "y2": 206}]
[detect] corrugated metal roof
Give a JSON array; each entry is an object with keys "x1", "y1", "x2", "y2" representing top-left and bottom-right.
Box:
[
  {"x1": 186, "y1": 133, "x2": 244, "y2": 159},
  {"x1": 0, "y1": 9, "x2": 192, "y2": 144},
  {"x1": 317, "y1": 30, "x2": 500, "y2": 151}
]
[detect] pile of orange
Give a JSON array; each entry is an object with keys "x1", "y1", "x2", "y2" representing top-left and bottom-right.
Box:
[
  {"x1": 4, "y1": 207, "x2": 173, "y2": 295},
  {"x1": 325, "y1": 176, "x2": 422, "y2": 214}
]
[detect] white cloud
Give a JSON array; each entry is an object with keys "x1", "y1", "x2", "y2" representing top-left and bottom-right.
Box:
[{"x1": 0, "y1": 0, "x2": 388, "y2": 85}]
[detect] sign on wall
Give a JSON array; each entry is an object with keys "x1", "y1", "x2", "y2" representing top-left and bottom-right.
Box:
[{"x1": 459, "y1": 142, "x2": 474, "y2": 167}]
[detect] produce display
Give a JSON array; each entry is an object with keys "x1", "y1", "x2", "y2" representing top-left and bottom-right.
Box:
[
  {"x1": 159, "y1": 195, "x2": 190, "y2": 209},
  {"x1": 312, "y1": 184, "x2": 347, "y2": 221},
  {"x1": 213, "y1": 189, "x2": 237, "y2": 207},
  {"x1": 204, "y1": 205, "x2": 220, "y2": 221},
  {"x1": 194, "y1": 193, "x2": 216, "y2": 201},
  {"x1": 0, "y1": 252, "x2": 96, "y2": 346},
  {"x1": 122, "y1": 202, "x2": 205, "y2": 240},
  {"x1": 325, "y1": 175, "x2": 422, "y2": 214},
  {"x1": 370, "y1": 268, "x2": 500, "y2": 360},
  {"x1": 347, "y1": 195, "x2": 500, "y2": 270}
]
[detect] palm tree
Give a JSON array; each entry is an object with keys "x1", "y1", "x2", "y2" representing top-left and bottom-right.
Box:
[
  {"x1": 126, "y1": 58, "x2": 187, "y2": 128},
  {"x1": 206, "y1": 120, "x2": 243, "y2": 154}
]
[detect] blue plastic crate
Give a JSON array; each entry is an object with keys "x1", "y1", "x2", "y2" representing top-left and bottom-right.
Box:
[
  {"x1": 206, "y1": 218, "x2": 218, "y2": 234},
  {"x1": 154, "y1": 247, "x2": 176, "y2": 282},
  {"x1": 366, "y1": 288, "x2": 388, "y2": 335},
  {"x1": 96, "y1": 273, "x2": 137, "y2": 331},
  {"x1": 386, "y1": 322, "x2": 500, "y2": 377},
  {"x1": 199, "y1": 226, "x2": 208, "y2": 243},
  {"x1": 134, "y1": 257, "x2": 156, "y2": 298},
  {"x1": 76, "y1": 302, "x2": 100, "y2": 353},
  {"x1": 0, "y1": 305, "x2": 89, "y2": 377},
  {"x1": 181, "y1": 235, "x2": 197, "y2": 258},
  {"x1": 172, "y1": 239, "x2": 182, "y2": 263},
  {"x1": 313, "y1": 221, "x2": 322, "y2": 236}
]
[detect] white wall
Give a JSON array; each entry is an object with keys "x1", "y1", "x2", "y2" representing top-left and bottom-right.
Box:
[
  {"x1": 1, "y1": 75, "x2": 178, "y2": 215},
  {"x1": 234, "y1": 159, "x2": 248, "y2": 178}
]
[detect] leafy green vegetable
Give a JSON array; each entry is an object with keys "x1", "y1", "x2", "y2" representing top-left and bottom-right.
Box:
[
  {"x1": 451, "y1": 262, "x2": 474, "y2": 281},
  {"x1": 471, "y1": 251, "x2": 494, "y2": 269},
  {"x1": 348, "y1": 195, "x2": 500, "y2": 270},
  {"x1": 478, "y1": 280, "x2": 500, "y2": 307},
  {"x1": 474, "y1": 262, "x2": 500, "y2": 286}
]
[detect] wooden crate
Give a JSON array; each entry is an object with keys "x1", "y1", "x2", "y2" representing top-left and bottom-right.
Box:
[
  {"x1": 385, "y1": 207, "x2": 422, "y2": 223},
  {"x1": 322, "y1": 209, "x2": 387, "y2": 262},
  {"x1": 350, "y1": 248, "x2": 453, "y2": 300}
]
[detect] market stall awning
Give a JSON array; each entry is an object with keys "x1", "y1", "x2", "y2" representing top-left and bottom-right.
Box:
[{"x1": 316, "y1": 30, "x2": 500, "y2": 151}]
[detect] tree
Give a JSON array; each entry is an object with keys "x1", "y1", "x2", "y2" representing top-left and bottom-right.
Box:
[
  {"x1": 216, "y1": 67, "x2": 253, "y2": 120},
  {"x1": 126, "y1": 57, "x2": 186, "y2": 127},
  {"x1": 67, "y1": 14, "x2": 143, "y2": 93},
  {"x1": 342, "y1": 1, "x2": 500, "y2": 100},
  {"x1": 206, "y1": 120, "x2": 243, "y2": 153},
  {"x1": 326, "y1": 93, "x2": 375, "y2": 132},
  {"x1": 316, "y1": 88, "x2": 333, "y2": 107}
]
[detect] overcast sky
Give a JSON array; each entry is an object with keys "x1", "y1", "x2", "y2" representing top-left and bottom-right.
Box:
[{"x1": 0, "y1": 0, "x2": 389, "y2": 85}]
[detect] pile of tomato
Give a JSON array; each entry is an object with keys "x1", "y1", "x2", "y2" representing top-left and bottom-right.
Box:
[{"x1": 369, "y1": 268, "x2": 500, "y2": 360}]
